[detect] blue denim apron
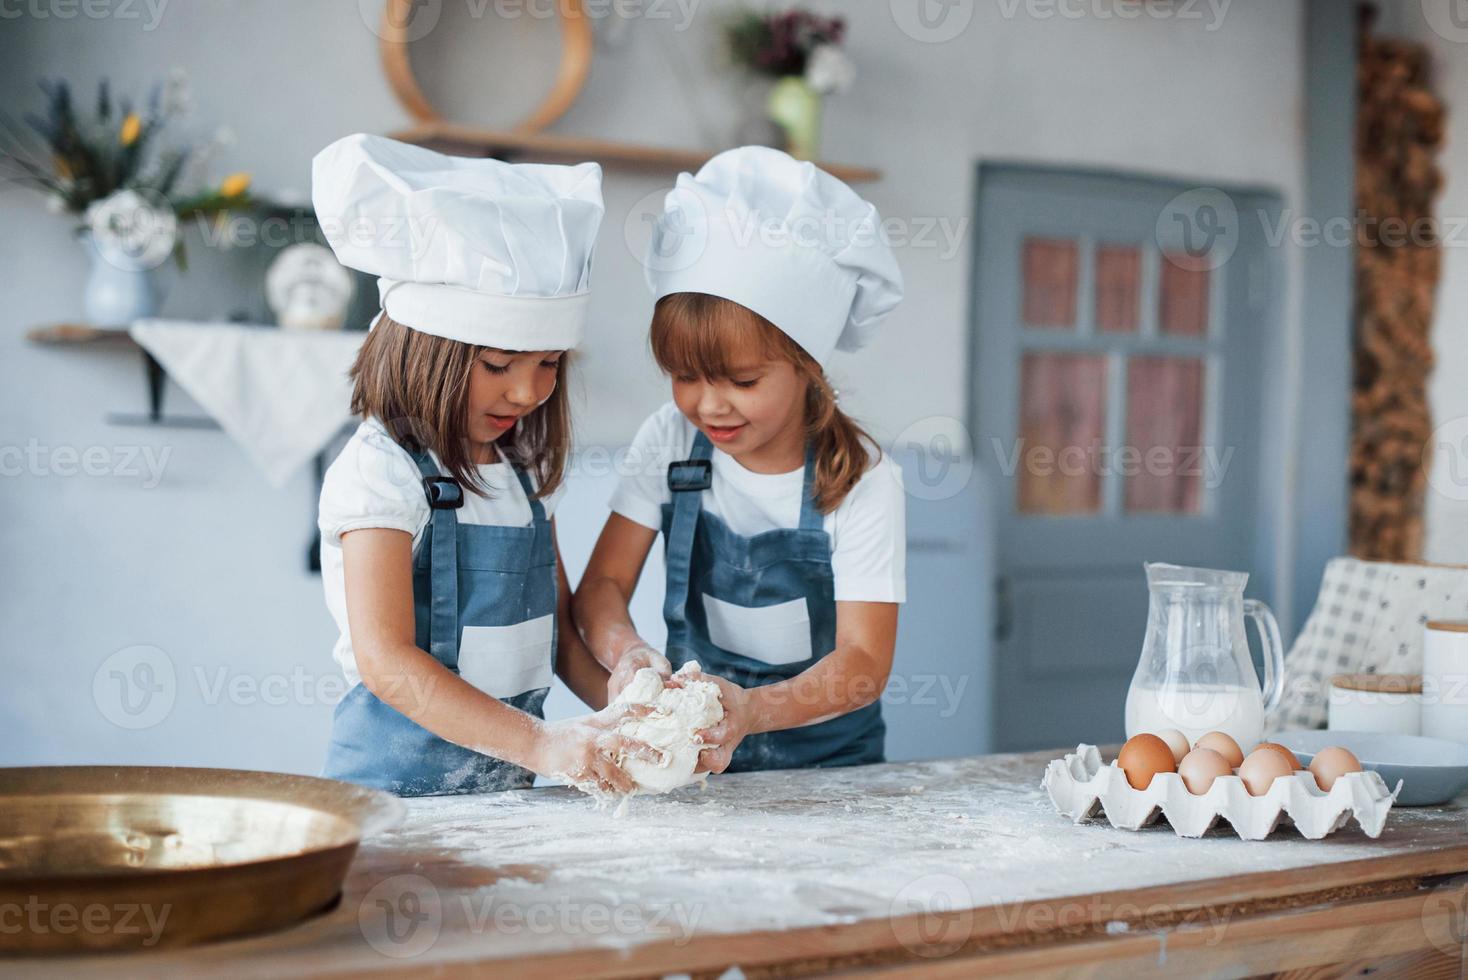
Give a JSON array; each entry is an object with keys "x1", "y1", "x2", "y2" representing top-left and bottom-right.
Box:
[
  {"x1": 661, "y1": 431, "x2": 884, "y2": 772},
  {"x1": 323, "y1": 449, "x2": 557, "y2": 796}
]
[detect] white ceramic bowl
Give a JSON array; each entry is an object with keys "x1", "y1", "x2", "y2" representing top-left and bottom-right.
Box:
[{"x1": 1275, "y1": 729, "x2": 1468, "y2": 806}]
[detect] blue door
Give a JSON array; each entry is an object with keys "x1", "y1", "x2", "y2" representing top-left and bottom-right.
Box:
[{"x1": 973, "y1": 166, "x2": 1282, "y2": 751}]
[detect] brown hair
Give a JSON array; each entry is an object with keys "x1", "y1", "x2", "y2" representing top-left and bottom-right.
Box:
[
  {"x1": 649, "y1": 292, "x2": 877, "y2": 514},
  {"x1": 348, "y1": 314, "x2": 571, "y2": 499}
]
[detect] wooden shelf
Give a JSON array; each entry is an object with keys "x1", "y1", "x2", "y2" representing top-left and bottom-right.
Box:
[
  {"x1": 25, "y1": 321, "x2": 222, "y2": 428},
  {"x1": 389, "y1": 122, "x2": 883, "y2": 185},
  {"x1": 26, "y1": 323, "x2": 137, "y2": 346}
]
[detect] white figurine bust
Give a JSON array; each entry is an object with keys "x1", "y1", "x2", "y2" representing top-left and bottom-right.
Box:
[{"x1": 266, "y1": 243, "x2": 354, "y2": 331}]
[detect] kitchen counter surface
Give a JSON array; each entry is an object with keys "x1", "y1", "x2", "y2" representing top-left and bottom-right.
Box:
[{"x1": 17, "y1": 749, "x2": 1468, "y2": 977}]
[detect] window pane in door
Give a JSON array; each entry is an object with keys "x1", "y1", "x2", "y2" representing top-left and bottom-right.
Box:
[
  {"x1": 1022, "y1": 238, "x2": 1078, "y2": 328},
  {"x1": 1158, "y1": 257, "x2": 1210, "y2": 336},
  {"x1": 1017, "y1": 352, "x2": 1107, "y2": 514},
  {"x1": 1125, "y1": 356, "x2": 1205, "y2": 513},
  {"x1": 1095, "y1": 244, "x2": 1140, "y2": 333}
]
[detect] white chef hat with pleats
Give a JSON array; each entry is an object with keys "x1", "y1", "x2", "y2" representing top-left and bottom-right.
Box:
[
  {"x1": 312, "y1": 133, "x2": 604, "y2": 350},
  {"x1": 644, "y1": 146, "x2": 903, "y2": 365}
]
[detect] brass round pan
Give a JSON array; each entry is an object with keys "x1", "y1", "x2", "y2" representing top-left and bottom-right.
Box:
[{"x1": 0, "y1": 765, "x2": 404, "y2": 954}]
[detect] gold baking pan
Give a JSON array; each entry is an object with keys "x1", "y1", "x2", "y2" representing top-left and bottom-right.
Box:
[{"x1": 0, "y1": 765, "x2": 403, "y2": 954}]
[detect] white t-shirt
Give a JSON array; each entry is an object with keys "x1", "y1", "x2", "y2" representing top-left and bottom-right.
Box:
[
  {"x1": 318, "y1": 418, "x2": 566, "y2": 685},
  {"x1": 609, "y1": 401, "x2": 906, "y2": 604}
]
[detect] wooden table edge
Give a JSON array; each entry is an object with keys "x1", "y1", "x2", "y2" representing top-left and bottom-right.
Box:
[
  {"x1": 858, "y1": 877, "x2": 1468, "y2": 978},
  {"x1": 290, "y1": 844, "x2": 1468, "y2": 978}
]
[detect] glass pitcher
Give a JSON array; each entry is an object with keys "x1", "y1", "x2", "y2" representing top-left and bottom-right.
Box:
[{"x1": 1123, "y1": 563, "x2": 1285, "y2": 749}]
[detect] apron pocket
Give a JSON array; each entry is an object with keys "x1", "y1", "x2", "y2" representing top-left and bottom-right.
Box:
[
  {"x1": 702, "y1": 594, "x2": 813, "y2": 666},
  {"x1": 459, "y1": 613, "x2": 555, "y2": 698}
]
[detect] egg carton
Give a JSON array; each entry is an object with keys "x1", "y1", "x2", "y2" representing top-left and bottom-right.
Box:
[{"x1": 1042, "y1": 744, "x2": 1402, "y2": 840}]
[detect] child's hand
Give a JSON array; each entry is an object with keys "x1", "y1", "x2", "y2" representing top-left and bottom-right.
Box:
[
  {"x1": 671, "y1": 670, "x2": 754, "y2": 775},
  {"x1": 533, "y1": 704, "x2": 661, "y2": 794},
  {"x1": 607, "y1": 643, "x2": 672, "y2": 701}
]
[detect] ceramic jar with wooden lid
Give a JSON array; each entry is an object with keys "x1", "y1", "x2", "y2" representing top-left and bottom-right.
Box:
[
  {"x1": 1424, "y1": 620, "x2": 1468, "y2": 743},
  {"x1": 1328, "y1": 673, "x2": 1423, "y2": 734}
]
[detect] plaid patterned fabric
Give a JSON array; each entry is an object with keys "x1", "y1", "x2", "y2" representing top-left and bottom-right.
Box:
[{"x1": 1267, "y1": 558, "x2": 1468, "y2": 732}]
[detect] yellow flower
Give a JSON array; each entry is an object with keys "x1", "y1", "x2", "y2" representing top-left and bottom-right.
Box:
[
  {"x1": 219, "y1": 172, "x2": 251, "y2": 198},
  {"x1": 119, "y1": 114, "x2": 141, "y2": 146}
]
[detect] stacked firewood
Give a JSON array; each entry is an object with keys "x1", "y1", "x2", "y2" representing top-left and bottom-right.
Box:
[{"x1": 1351, "y1": 14, "x2": 1444, "y2": 561}]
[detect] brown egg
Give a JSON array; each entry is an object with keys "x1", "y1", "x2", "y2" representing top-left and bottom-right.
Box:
[
  {"x1": 1118, "y1": 733, "x2": 1177, "y2": 790},
  {"x1": 1253, "y1": 742, "x2": 1304, "y2": 770},
  {"x1": 1308, "y1": 746, "x2": 1363, "y2": 791},
  {"x1": 1177, "y1": 747, "x2": 1232, "y2": 795},
  {"x1": 1154, "y1": 729, "x2": 1191, "y2": 765},
  {"x1": 1194, "y1": 731, "x2": 1245, "y2": 768},
  {"x1": 1238, "y1": 747, "x2": 1295, "y2": 796}
]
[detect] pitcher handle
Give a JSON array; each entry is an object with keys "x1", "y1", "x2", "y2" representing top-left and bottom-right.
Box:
[{"x1": 1244, "y1": 599, "x2": 1285, "y2": 715}]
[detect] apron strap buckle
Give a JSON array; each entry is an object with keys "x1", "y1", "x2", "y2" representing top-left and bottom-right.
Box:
[
  {"x1": 422, "y1": 475, "x2": 466, "y2": 510},
  {"x1": 667, "y1": 458, "x2": 713, "y2": 493}
]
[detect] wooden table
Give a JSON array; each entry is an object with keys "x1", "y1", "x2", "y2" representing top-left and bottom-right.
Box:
[{"x1": 17, "y1": 751, "x2": 1468, "y2": 978}]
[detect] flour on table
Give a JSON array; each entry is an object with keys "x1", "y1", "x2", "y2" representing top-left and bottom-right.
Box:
[{"x1": 613, "y1": 662, "x2": 724, "y2": 795}]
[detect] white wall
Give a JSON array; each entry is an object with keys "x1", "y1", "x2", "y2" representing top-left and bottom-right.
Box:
[
  {"x1": 1373, "y1": 1, "x2": 1468, "y2": 562},
  {"x1": 0, "y1": 0, "x2": 1307, "y2": 773}
]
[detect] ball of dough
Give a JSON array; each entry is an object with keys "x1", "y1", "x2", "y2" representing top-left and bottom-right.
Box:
[{"x1": 612, "y1": 663, "x2": 724, "y2": 795}]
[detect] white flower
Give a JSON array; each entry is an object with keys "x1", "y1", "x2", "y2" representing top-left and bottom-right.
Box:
[
  {"x1": 805, "y1": 45, "x2": 855, "y2": 95},
  {"x1": 86, "y1": 189, "x2": 178, "y2": 271}
]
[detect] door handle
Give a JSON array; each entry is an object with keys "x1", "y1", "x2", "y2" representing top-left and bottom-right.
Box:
[{"x1": 994, "y1": 575, "x2": 1013, "y2": 644}]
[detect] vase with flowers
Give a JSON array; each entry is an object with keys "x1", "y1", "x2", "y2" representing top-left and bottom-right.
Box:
[
  {"x1": 1, "y1": 71, "x2": 252, "y2": 326},
  {"x1": 726, "y1": 8, "x2": 853, "y2": 162}
]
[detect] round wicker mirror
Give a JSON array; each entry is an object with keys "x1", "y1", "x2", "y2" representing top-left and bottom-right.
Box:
[{"x1": 378, "y1": 0, "x2": 593, "y2": 132}]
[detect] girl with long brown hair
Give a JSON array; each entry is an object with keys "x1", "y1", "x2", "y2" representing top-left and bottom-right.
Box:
[
  {"x1": 575, "y1": 147, "x2": 907, "y2": 775},
  {"x1": 311, "y1": 134, "x2": 654, "y2": 797}
]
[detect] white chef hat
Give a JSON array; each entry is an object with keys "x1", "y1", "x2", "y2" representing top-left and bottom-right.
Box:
[
  {"x1": 311, "y1": 133, "x2": 604, "y2": 350},
  {"x1": 644, "y1": 146, "x2": 903, "y2": 365}
]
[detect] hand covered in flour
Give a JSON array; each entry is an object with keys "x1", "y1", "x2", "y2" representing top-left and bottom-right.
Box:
[
  {"x1": 670, "y1": 669, "x2": 754, "y2": 775},
  {"x1": 532, "y1": 705, "x2": 663, "y2": 796},
  {"x1": 611, "y1": 662, "x2": 724, "y2": 794},
  {"x1": 606, "y1": 643, "x2": 671, "y2": 702}
]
